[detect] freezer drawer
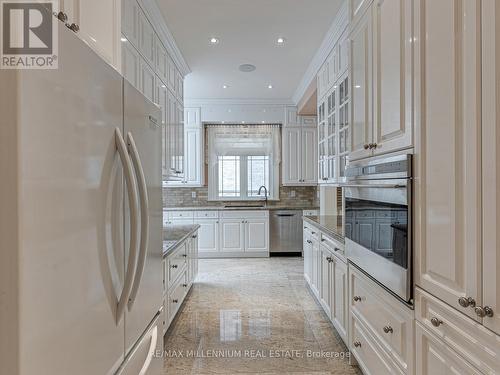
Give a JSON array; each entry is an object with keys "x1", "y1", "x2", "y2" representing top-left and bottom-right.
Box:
[{"x1": 117, "y1": 312, "x2": 163, "y2": 375}]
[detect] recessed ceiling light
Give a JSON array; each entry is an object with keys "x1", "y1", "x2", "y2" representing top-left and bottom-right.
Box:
[
  {"x1": 209, "y1": 37, "x2": 219, "y2": 45},
  {"x1": 261, "y1": 121, "x2": 265, "y2": 123},
  {"x1": 277, "y1": 37, "x2": 285, "y2": 45},
  {"x1": 239, "y1": 64, "x2": 256, "y2": 72},
  {"x1": 242, "y1": 121, "x2": 245, "y2": 124},
  {"x1": 268, "y1": 85, "x2": 273, "y2": 89},
  {"x1": 222, "y1": 84, "x2": 228, "y2": 89},
  {"x1": 121, "y1": 37, "x2": 127, "y2": 42}
]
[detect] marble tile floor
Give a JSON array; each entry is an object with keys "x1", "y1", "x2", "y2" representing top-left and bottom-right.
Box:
[{"x1": 163, "y1": 257, "x2": 361, "y2": 375}]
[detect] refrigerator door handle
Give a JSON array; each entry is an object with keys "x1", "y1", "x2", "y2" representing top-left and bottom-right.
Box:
[
  {"x1": 115, "y1": 128, "x2": 140, "y2": 325},
  {"x1": 126, "y1": 132, "x2": 149, "y2": 311}
]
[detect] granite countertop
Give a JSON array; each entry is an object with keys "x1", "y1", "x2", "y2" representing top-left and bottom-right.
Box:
[
  {"x1": 163, "y1": 224, "x2": 200, "y2": 257},
  {"x1": 164, "y1": 205, "x2": 320, "y2": 211},
  {"x1": 303, "y1": 215, "x2": 345, "y2": 244}
]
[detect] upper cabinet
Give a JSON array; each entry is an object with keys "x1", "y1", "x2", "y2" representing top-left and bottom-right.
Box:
[
  {"x1": 348, "y1": 0, "x2": 413, "y2": 161},
  {"x1": 282, "y1": 110, "x2": 318, "y2": 186},
  {"x1": 56, "y1": 0, "x2": 121, "y2": 70}
]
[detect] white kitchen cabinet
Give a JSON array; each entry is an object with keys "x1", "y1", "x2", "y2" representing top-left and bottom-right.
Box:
[
  {"x1": 121, "y1": 37, "x2": 140, "y2": 88},
  {"x1": 285, "y1": 107, "x2": 301, "y2": 127},
  {"x1": 330, "y1": 255, "x2": 348, "y2": 341},
  {"x1": 245, "y1": 218, "x2": 269, "y2": 252},
  {"x1": 138, "y1": 8, "x2": 155, "y2": 67},
  {"x1": 197, "y1": 219, "x2": 219, "y2": 253},
  {"x1": 415, "y1": 323, "x2": 482, "y2": 375},
  {"x1": 140, "y1": 60, "x2": 156, "y2": 103},
  {"x1": 121, "y1": 0, "x2": 139, "y2": 48},
  {"x1": 167, "y1": 108, "x2": 202, "y2": 186},
  {"x1": 338, "y1": 29, "x2": 349, "y2": 77},
  {"x1": 414, "y1": 0, "x2": 482, "y2": 322},
  {"x1": 57, "y1": 0, "x2": 121, "y2": 70},
  {"x1": 282, "y1": 126, "x2": 318, "y2": 186},
  {"x1": 168, "y1": 56, "x2": 177, "y2": 92},
  {"x1": 303, "y1": 233, "x2": 313, "y2": 284},
  {"x1": 176, "y1": 70, "x2": 184, "y2": 101},
  {"x1": 349, "y1": 5, "x2": 373, "y2": 160},
  {"x1": 320, "y1": 246, "x2": 332, "y2": 317},
  {"x1": 156, "y1": 37, "x2": 168, "y2": 84},
  {"x1": 220, "y1": 219, "x2": 245, "y2": 252},
  {"x1": 481, "y1": 0, "x2": 500, "y2": 336},
  {"x1": 156, "y1": 81, "x2": 168, "y2": 176},
  {"x1": 372, "y1": 0, "x2": 413, "y2": 156}
]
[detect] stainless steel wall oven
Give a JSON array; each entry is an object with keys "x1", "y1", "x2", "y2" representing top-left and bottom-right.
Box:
[{"x1": 344, "y1": 154, "x2": 412, "y2": 303}]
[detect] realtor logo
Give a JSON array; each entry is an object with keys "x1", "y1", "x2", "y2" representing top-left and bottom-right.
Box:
[{"x1": 1, "y1": 0, "x2": 58, "y2": 69}]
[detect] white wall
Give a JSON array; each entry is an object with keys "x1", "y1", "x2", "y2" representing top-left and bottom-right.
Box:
[{"x1": 185, "y1": 99, "x2": 293, "y2": 124}]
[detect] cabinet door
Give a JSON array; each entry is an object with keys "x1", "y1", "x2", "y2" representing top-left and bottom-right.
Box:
[
  {"x1": 66, "y1": 0, "x2": 121, "y2": 69},
  {"x1": 482, "y1": 0, "x2": 500, "y2": 335},
  {"x1": 415, "y1": 322, "x2": 482, "y2": 375},
  {"x1": 168, "y1": 56, "x2": 177, "y2": 92},
  {"x1": 414, "y1": 0, "x2": 482, "y2": 321},
  {"x1": 197, "y1": 219, "x2": 219, "y2": 253},
  {"x1": 338, "y1": 30, "x2": 349, "y2": 76},
  {"x1": 184, "y1": 127, "x2": 201, "y2": 185},
  {"x1": 140, "y1": 60, "x2": 156, "y2": 103},
  {"x1": 331, "y1": 257, "x2": 348, "y2": 341},
  {"x1": 167, "y1": 93, "x2": 177, "y2": 176},
  {"x1": 372, "y1": 0, "x2": 412, "y2": 155},
  {"x1": 282, "y1": 127, "x2": 302, "y2": 184},
  {"x1": 301, "y1": 127, "x2": 318, "y2": 184},
  {"x1": 304, "y1": 234, "x2": 312, "y2": 282},
  {"x1": 122, "y1": 0, "x2": 139, "y2": 47},
  {"x1": 122, "y1": 39, "x2": 140, "y2": 89},
  {"x1": 176, "y1": 70, "x2": 184, "y2": 100},
  {"x1": 156, "y1": 37, "x2": 168, "y2": 84},
  {"x1": 185, "y1": 108, "x2": 201, "y2": 128},
  {"x1": 349, "y1": 7, "x2": 373, "y2": 160},
  {"x1": 176, "y1": 103, "x2": 185, "y2": 177},
  {"x1": 138, "y1": 8, "x2": 155, "y2": 67},
  {"x1": 320, "y1": 247, "x2": 332, "y2": 317},
  {"x1": 245, "y1": 219, "x2": 269, "y2": 252},
  {"x1": 156, "y1": 82, "x2": 168, "y2": 176},
  {"x1": 311, "y1": 240, "x2": 320, "y2": 296},
  {"x1": 220, "y1": 219, "x2": 245, "y2": 252},
  {"x1": 328, "y1": 48, "x2": 338, "y2": 87}
]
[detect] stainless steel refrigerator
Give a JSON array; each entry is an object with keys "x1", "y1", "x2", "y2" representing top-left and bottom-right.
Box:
[{"x1": 0, "y1": 18, "x2": 163, "y2": 375}]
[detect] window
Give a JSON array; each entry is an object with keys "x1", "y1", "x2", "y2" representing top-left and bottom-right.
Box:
[
  {"x1": 207, "y1": 125, "x2": 280, "y2": 201},
  {"x1": 218, "y1": 156, "x2": 240, "y2": 197},
  {"x1": 247, "y1": 156, "x2": 269, "y2": 197}
]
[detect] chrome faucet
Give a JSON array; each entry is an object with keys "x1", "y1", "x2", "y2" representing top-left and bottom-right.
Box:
[{"x1": 258, "y1": 185, "x2": 268, "y2": 205}]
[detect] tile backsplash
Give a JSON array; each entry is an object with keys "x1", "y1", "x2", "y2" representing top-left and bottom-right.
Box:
[{"x1": 163, "y1": 185, "x2": 319, "y2": 208}]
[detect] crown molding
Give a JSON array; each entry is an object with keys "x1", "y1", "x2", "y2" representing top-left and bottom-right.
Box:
[
  {"x1": 292, "y1": 1, "x2": 349, "y2": 105},
  {"x1": 138, "y1": 0, "x2": 191, "y2": 77},
  {"x1": 184, "y1": 98, "x2": 296, "y2": 107}
]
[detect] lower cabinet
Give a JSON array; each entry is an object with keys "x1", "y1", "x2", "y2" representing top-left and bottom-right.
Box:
[
  {"x1": 303, "y1": 220, "x2": 348, "y2": 344},
  {"x1": 197, "y1": 219, "x2": 219, "y2": 253},
  {"x1": 163, "y1": 229, "x2": 198, "y2": 334},
  {"x1": 220, "y1": 219, "x2": 245, "y2": 252}
]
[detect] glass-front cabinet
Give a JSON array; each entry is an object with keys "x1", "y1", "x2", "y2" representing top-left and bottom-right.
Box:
[{"x1": 317, "y1": 71, "x2": 350, "y2": 184}]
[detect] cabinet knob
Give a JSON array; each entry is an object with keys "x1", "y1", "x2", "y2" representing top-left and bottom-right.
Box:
[
  {"x1": 474, "y1": 306, "x2": 494, "y2": 318},
  {"x1": 353, "y1": 341, "x2": 361, "y2": 348},
  {"x1": 182, "y1": 283, "x2": 188, "y2": 288},
  {"x1": 181, "y1": 254, "x2": 187, "y2": 258},
  {"x1": 430, "y1": 317, "x2": 443, "y2": 327},
  {"x1": 353, "y1": 296, "x2": 362, "y2": 302},
  {"x1": 458, "y1": 296, "x2": 476, "y2": 308},
  {"x1": 192, "y1": 235, "x2": 197, "y2": 239},
  {"x1": 68, "y1": 23, "x2": 79, "y2": 33},
  {"x1": 334, "y1": 247, "x2": 340, "y2": 252},
  {"x1": 56, "y1": 11, "x2": 68, "y2": 22},
  {"x1": 383, "y1": 326, "x2": 393, "y2": 334},
  {"x1": 171, "y1": 264, "x2": 178, "y2": 269}
]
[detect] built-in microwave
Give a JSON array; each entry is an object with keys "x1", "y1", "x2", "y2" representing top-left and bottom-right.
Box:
[{"x1": 343, "y1": 154, "x2": 412, "y2": 303}]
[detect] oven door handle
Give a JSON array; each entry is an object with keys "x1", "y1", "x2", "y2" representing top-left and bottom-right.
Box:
[{"x1": 340, "y1": 184, "x2": 407, "y2": 189}]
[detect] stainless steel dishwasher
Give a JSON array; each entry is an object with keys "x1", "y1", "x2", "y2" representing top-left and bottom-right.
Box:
[{"x1": 270, "y1": 210, "x2": 303, "y2": 254}]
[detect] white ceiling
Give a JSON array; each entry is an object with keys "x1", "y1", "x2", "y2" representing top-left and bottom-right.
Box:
[{"x1": 156, "y1": 0, "x2": 343, "y2": 101}]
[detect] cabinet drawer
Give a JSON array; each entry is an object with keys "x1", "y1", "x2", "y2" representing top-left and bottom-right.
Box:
[
  {"x1": 303, "y1": 223, "x2": 320, "y2": 241},
  {"x1": 221, "y1": 210, "x2": 268, "y2": 219},
  {"x1": 171, "y1": 211, "x2": 194, "y2": 219},
  {"x1": 303, "y1": 209, "x2": 319, "y2": 216},
  {"x1": 349, "y1": 265, "x2": 414, "y2": 373},
  {"x1": 415, "y1": 288, "x2": 500, "y2": 375},
  {"x1": 168, "y1": 269, "x2": 188, "y2": 322},
  {"x1": 320, "y1": 233, "x2": 345, "y2": 261},
  {"x1": 195, "y1": 210, "x2": 219, "y2": 219},
  {"x1": 167, "y1": 243, "x2": 187, "y2": 286},
  {"x1": 351, "y1": 315, "x2": 404, "y2": 375}
]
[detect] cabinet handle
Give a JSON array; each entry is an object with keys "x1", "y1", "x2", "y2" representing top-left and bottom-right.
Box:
[
  {"x1": 334, "y1": 247, "x2": 340, "y2": 252},
  {"x1": 56, "y1": 11, "x2": 68, "y2": 22},
  {"x1": 181, "y1": 254, "x2": 187, "y2": 258},
  {"x1": 182, "y1": 283, "x2": 188, "y2": 288},
  {"x1": 172, "y1": 299, "x2": 178, "y2": 303},
  {"x1": 68, "y1": 23, "x2": 79, "y2": 33},
  {"x1": 353, "y1": 341, "x2": 361, "y2": 348},
  {"x1": 383, "y1": 326, "x2": 393, "y2": 334},
  {"x1": 458, "y1": 296, "x2": 476, "y2": 308},
  {"x1": 474, "y1": 306, "x2": 494, "y2": 318},
  {"x1": 306, "y1": 240, "x2": 312, "y2": 244},
  {"x1": 353, "y1": 296, "x2": 362, "y2": 302},
  {"x1": 192, "y1": 235, "x2": 198, "y2": 239},
  {"x1": 430, "y1": 317, "x2": 443, "y2": 327},
  {"x1": 311, "y1": 231, "x2": 316, "y2": 235},
  {"x1": 171, "y1": 264, "x2": 178, "y2": 269}
]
